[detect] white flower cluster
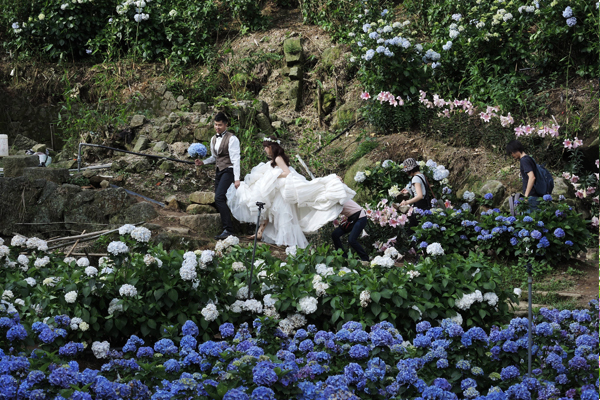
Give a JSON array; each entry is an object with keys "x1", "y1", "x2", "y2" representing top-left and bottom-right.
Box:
[
  {"x1": 263, "y1": 294, "x2": 277, "y2": 307},
  {"x1": 0, "y1": 245, "x2": 9, "y2": 259},
  {"x1": 200, "y1": 250, "x2": 214, "y2": 265},
  {"x1": 513, "y1": 288, "x2": 522, "y2": 297},
  {"x1": 483, "y1": 292, "x2": 499, "y2": 306},
  {"x1": 168, "y1": 9, "x2": 177, "y2": 17},
  {"x1": 278, "y1": 313, "x2": 307, "y2": 336},
  {"x1": 315, "y1": 263, "x2": 335, "y2": 277},
  {"x1": 65, "y1": 291, "x2": 78, "y2": 303},
  {"x1": 384, "y1": 247, "x2": 401, "y2": 259},
  {"x1": 107, "y1": 241, "x2": 129, "y2": 255},
  {"x1": 108, "y1": 298, "x2": 123, "y2": 315},
  {"x1": 26, "y1": 237, "x2": 48, "y2": 252},
  {"x1": 388, "y1": 185, "x2": 401, "y2": 198},
  {"x1": 382, "y1": 159, "x2": 394, "y2": 168},
  {"x1": 463, "y1": 190, "x2": 476, "y2": 202},
  {"x1": 406, "y1": 270, "x2": 420, "y2": 280},
  {"x1": 43, "y1": 277, "x2": 61, "y2": 287},
  {"x1": 450, "y1": 313, "x2": 463, "y2": 325},
  {"x1": 180, "y1": 252, "x2": 198, "y2": 281},
  {"x1": 201, "y1": 303, "x2": 219, "y2": 321},
  {"x1": 285, "y1": 245, "x2": 297, "y2": 257},
  {"x1": 2, "y1": 290, "x2": 14, "y2": 301},
  {"x1": 360, "y1": 290, "x2": 371, "y2": 308},
  {"x1": 455, "y1": 290, "x2": 483, "y2": 310},
  {"x1": 426, "y1": 243, "x2": 444, "y2": 256},
  {"x1": 119, "y1": 224, "x2": 136, "y2": 235},
  {"x1": 230, "y1": 299, "x2": 263, "y2": 314},
  {"x1": 143, "y1": 254, "x2": 156, "y2": 266},
  {"x1": 91, "y1": 341, "x2": 110, "y2": 359},
  {"x1": 24, "y1": 277, "x2": 36, "y2": 286},
  {"x1": 312, "y1": 275, "x2": 329, "y2": 297},
  {"x1": 215, "y1": 236, "x2": 239, "y2": 256},
  {"x1": 370, "y1": 256, "x2": 395, "y2": 268},
  {"x1": 11, "y1": 235, "x2": 26, "y2": 247},
  {"x1": 64, "y1": 256, "x2": 76, "y2": 264},
  {"x1": 70, "y1": 317, "x2": 83, "y2": 330},
  {"x1": 299, "y1": 296, "x2": 318, "y2": 314},
  {"x1": 13, "y1": 299, "x2": 24, "y2": 307},
  {"x1": 354, "y1": 171, "x2": 366, "y2": 183},
  {"x1": 34, "y1": 256, "x2": 50, "y2": 268},
  {"x1": 237, "y1": 286, "x2": 249, "y2": 300},
  {"x1": 232, "y1": 262, "x2": 246, "y2": 272},
  {"x1": 85, "y1": 266, "x2": 98, "y2": 277},
  {"x1": 131, "y1": 227, "x2": 151, "y2": 243},
  {"x1": 77, "y1": 257, "x2": 90, "y2": 267},
  {"x1": 119, "y1": 284, "x2": 138, "y2": 297},
  {"x1": 432, "y1": 165, "x2": 450, "y2": 181}
]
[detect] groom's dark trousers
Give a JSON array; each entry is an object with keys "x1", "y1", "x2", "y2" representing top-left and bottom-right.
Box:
[{"x1": 215, "y1": 168, "x2": 235, "y2": 233}]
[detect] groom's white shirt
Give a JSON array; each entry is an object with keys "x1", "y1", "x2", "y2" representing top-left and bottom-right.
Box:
[{"x1": 202, "y1": 132, "x2": 241, "y2": 181}]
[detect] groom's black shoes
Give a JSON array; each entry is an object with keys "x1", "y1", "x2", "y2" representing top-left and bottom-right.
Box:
[{"x1": 214, "y1": 230, "x2": 235, "y2": 240}]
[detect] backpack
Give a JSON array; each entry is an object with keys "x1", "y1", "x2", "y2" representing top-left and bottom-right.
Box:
[{"x1": 527, "y1": 156, "x2": 554, "y2": 195}]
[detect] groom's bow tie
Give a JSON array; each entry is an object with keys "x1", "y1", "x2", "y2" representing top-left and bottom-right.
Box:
[{"x1": 216, "y1": 132, "x2": 224, "y2": 138}]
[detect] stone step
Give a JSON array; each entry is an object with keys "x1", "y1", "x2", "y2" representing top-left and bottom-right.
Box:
[{"x1": 520, "y1": 291, "x2": 583, "y2": 300}]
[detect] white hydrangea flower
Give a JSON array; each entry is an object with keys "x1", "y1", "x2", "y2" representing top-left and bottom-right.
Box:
[
  {"x1": 34, "y1": 256, "x2": 50, "y2": 268},
  {"x1": 119, "y1": 284, "x2": 137, "y2": 297},
  {"x1": 230, "y1": 300, "x2": 244, "y2": 313},
  {"x1": 64, "y1": 257, "x2": 76, "y2": 264},
  {"x1": 2, "y1": 290, "x2": 14, "y2": 301},
  {"x1": 131, "y1": 227, "x2": 151, "y2": 243},
  {"x1": 406, "y1": 270, "x2": 420, "y2": 280},
  {"x1": 384, "y1": 247, "x2": 399, "y2": 259},
  {"x1": 338, "y1": 267, "x2": 354, "y2": 276},
  {"x1": 360, "y1": 290, "x2": 371, "y2": 307},
  {"x1": 254, "y1": 259, "x2": 265, "y2": 268},
  {"x1": 315, "y1": 264, "x2": 335, "y2": 277},
  {"x1": 11, "y1": 235, "x2": 27, "y2": 247},
  {"x1": 79, "y1": 321, "x2": 89, "y2": 331},
  {"x1": 70, "y1": 317, "x2": 83, "y2": 330},
  {"x1": 0, "y1": 238, "x2": 3, "y2": 245},
  {"x1": 285, "y1": 246, "x2": 297, "y2": 257},
  {"x1": 483, "y1": 292, "x2": 499, "y2": 306},
  {"x1": 241, "y1": 299, "x2": 263, "y2": 313},
  {"x1": 426, "y1": 159, "x2": 438, "y2": 168},
  {"x1": 237, "y1": 286, "x2": 249, "y2": 300},
  {"x1": 26, "y1": 237, "x2": 48, "y2": 251},
  {"x1": 314, "y1": 282, "x2": 329, "y2": 297},
  {"x1": 108, "y1": 298, "x2": 123, "y2": 315},
  {"x1": 370, "y1": 256, "x2": 395, "y2": 268},
  {"x1": 91, "y1": 341, "x2": 110, "y2": 359},
  {"x1": 455, "y1": 290, "x2": 484, "y2": 310},
  {"x1": 201, "y1": 304, "x2": 219, "y2": 321},
  {"x1": 43, "y1": 277, "x2": 59, "y2": 287},
  {"x1": 77, "y1": 257, "x2": 90, "y2": 267},
  {"x1": 179, "y1": 264, "x2": 197, "y2": 281},
  {"x1": 168, "y1": 9, "x2": 177, "y2": 16},
  {"x1": 513, "y1": 288, "x2": 522, "y2": 296},
  {"x1": 471, "y1": 268, "x2": 481, "y2": 277},
  {"x1": 24, "y1": 277, "x2": 36, "y2": 286},
  {"x1": 299, "y1": 296, "x2": 318, "y2": 314},
  {"x1": 450, "y1": 313, "x2": 463, "y2": 325},
  {"x1": 354, "y1": 171, "x2": 366, "y2": 183},
  {"x1": 264, "y1": 306, "x2": 280, "y2": 319},
  {"x1": 11, "y1": 297, "x2": 25, "y2": 305},
  {"x1": 388, "y1": 185, "x2": 401, "y2": 198},
  {"x1": 0, "y1": 245, "x2": 8, "y2": 258},
  {"x1": 263, "y1": 294, "x2": 277, "y2": 307},
  {"x1": 85, "y1": 266, "x2": 98, "y2": 276},
  {"x1": 224, "y1": 236, "x2": 239, "y2": 246},
  {"x1": 200, "y1": 250, "x2": 214, "y2": 264},
  {"x1": 101, "y1": 266, "x2": 114, "y2": 275},
  {"x1": 118, "y1": 224, "x2": 136, "y2": 235},
  {"x1": 426, "y1": 243, "x2": 444, "y2": 256},
  {"x1": 232, "y1": 262, "x2": 246, "y2": 272},
  {"x1": 143, "y1": 254, "x2": 156, "y2": 266},
  {"x1": 463, "y1": 191, "x2": 476, "y2": 202},
  {"x1": 65, "y1": 291, "x2": 78, "y2": 303},
  {"x1": 289, "y1": 313, "x2": 307, "y2": 328},
  {"x1": 107, "y1": 241, "x2": 129, "y2": 255},
  {"x1": 382, "y1": 159, "x2": 394, "y2": 168},
  {"x1": 17, "y1": 255, "x2": 29, "y2": 266}
]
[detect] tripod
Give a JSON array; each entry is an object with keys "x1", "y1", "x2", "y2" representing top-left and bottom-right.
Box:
[{"x1": 246, "y1": 202, "x2": 266, "y2": 299}]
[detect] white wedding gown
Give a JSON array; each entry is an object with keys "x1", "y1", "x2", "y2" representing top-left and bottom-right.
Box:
[{"x1": 226, "y1": 162, "x2": 355, "y2": 248}]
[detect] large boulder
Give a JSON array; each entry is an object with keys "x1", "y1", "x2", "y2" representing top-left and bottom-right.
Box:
[
  {"x1": 283, "y1": 38, "x2": 303, "y2": 65},
  {"x1": 153, "y1": 141, "x2": 169, "y2": 152},
  {"x1": 552, "y1": 177, "x2": 575, "y2": 199},
  {"x1": 133, "y1": 135, "x2": 150, "y2": 152},
  {"x1": 110, "y1": 201, "x2": 158, "y2": 224},
  {"x1": 3, "y1": 155, "x2": 40, "y2": 177},
  {"x1": 186, "y1": 204, "x2": 216, "y2": 214},
  {"x1": 179, "y1": 214, "x2": 222, "y2": 237},
  {"x1": 23, "y1": 167, "x2": 70, "y2": 184},
  {"x1": 321, "y1": 47, "x2": 342, "y2": 68},
  {"x1": 256, "y1": 113, "x2": 273, "y2": 135},
  {"x1": 479, "y1": 180, "x2": 505, "y2": 206},
  {"x1": 332, "y1": 101, "x2": 361, "y2": 130},
  {"x1": 192, "y1": 102, "x2": 208, "y2": 114},
  {"x1": 130, "y1": 114, "x2": 146, "y2": 128},
  {"x1": 344, "y1": 156, "x2": 376, "y2": 205},
  {"x1": 189, "y1": 191, "x2": 215, "y2": 204},
  {"x1": 11, "y1": 134, "x2": 38, "y2": 151}
]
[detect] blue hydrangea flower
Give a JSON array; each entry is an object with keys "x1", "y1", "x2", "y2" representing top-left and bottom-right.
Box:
[
  {"x1": 136, "y1": 346, "x2": 154, "y2": 358},
  {"x1": 565, "y1": 240, "x2": 573, "y2": 246},
  {"x1": 251, "y1": 386, "x2": 276, "y2": 400},
  {"x1": 542, "y1": 194, "x2": 552, "y2": 201},
  {"x1": 348, "y1": 344, "x2": 369, "y2": 359},
  {"x1": 510, "y1": 237, "x2": 518, "y2": 246},
  {"x1": 7, "y1": 324, "x2": 27, "y2": 341},
  {"x1": 500, "y1": 365, "x2": 520, "y2": 380},
  {"x1": 436, "y1": 359, "x2": 449, "y2": 368},
  {"x1": 364, "y1": 49, "x2": 375, "y2": 61},
  {"x1": 422, "y1": 221, "x2": 433, "y2": 229},
  {"x1": 484, "y1": 193, "x2": 493, "y2": 200},
  {"x1": 163, "y1": 359, "x2": 180, "y2": 374},
  {"x1": 456, "y1": 360, "x2": 470, "y2": 370},
  {"x1": 188, "y1": 143, "x2": 207, "y2": 158},
  {"x1": 553, "y1": 228, "x2": 565, "y2": 238},
  {"x1": 531, "y1": 230, "x2": 542, "y2": 240},
  {"x1": 562, "y1": 6, "x2": 573, "y2": 17},
  {"x1": 419, "y1": 241, "x2": 428, "y2": 249},
  {"x1": 523, "y1": 216, "x2": 533, "y2": 223},
  {"x1": 224, "y1": 389, "x2": 250, "y2": 400},
  {"x1": 537, "y1": 236, "x2": 550, "y2": 248},
  {"x1": 370, "y1": 32, "x2": 379, "y2": 40}
]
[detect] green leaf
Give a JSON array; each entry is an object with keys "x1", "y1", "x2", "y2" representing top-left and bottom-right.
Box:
[
  {"x1": 332, "y1": 310, "x2": 341, "y2": 323},
  {"x1": 147, "y1": 319, "x2": 157, "y2": 329},
  {"x1": 154, "y1": 289, "x2": 165, "y2": 301},
  {"x1": 370, "y1": 302, "x2": 381, "y2": 316},
  {"x1": 177, "y1": 312, "x2": 188, "y2": 326},
  {"x1": 479, "y1": 309, "x2": 487, "y2": 319},
  {"x1": 168, "y1": 289, "x2": 178, "y2": 302},
  {"x1": 371, "y1": 292, "x2": 381, "y2": 303},
  {"x1": 397, "y1": 288, "x2": 408, "y2": 299}
]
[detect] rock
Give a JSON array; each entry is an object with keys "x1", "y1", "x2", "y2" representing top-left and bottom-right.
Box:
[
  {"x1": 166, "y1": 226, "x2": 190, "y2": 235},
  {"x1": 168, "y1": 112, "x2": 179, "y2": 123},
  {"x1": 332, "y1": 101, "x2": 361, "y2": 130},
  {"x1": 31, "y1": 144, "x2": 47, "y2": 153},
  {"x1": 100, "y1": 180, "x2": 110, "y2": 189},
  {"x1": 256, "y1": 113, "x2": 273, "y2": 135},
  {"x1": 166, "y1": 198, "x2": 180, "y2": 210},
  {"x1": 344, "y1": 156, "x2": 376, "y2": 205},
  {"x1": 154, "y1": 84, "x2": 167, "y2": 96},
  {"x1": 153, "y1": 141, "x2": 169, "y2": 152},
  {"x1": 479, "y1": 180, "x2": 505, "y2": 206},
  {"x1": 171, "y1": 142, "x2": 189, "y2": 155},
  {"x1": 130, "y1": 115, "x2": 146, "y2": 128},
  {"x1": 252, "y1": 100, "x2": 269, "y2": 117},
  {"x1": 552, "y1": 177, "x2": 575, "y2": 199},
  {"x1": 111, "y1": 159, "x2": 127, "y2": 171},
  {"x1": 52, "y1": 160, "x2": 77, "y2": 169},
  {"x1": 194, "y1": 125, "x2": 213, "y2": 142},
  {"x1": 164, "y1": 91, "x2": 175, "y2": 101},
  {"x1": 288, "y1": 80, "x2": 303, "y2": 111},
  {"x1": 289, "y1": 65, "x2": 303, "y2": 80},
  {"x1": 11, "y1": 134, "x2": 38, "y2": 151},
  {"x1": 186, "y1": 204, "x2": 216, "y2": 214},
  {"x1": 3, "y1": 155, "x2": 40, "y2": 177},
  {"x1": 321, "y1": 92, "x2": 336, "y2": 115},
  {"x1": 22, "y1": 167, "x2": 70, "y2": 184},
  {"x1": 280, "y1": 66, "x2": 290, "y2": 77},
  {"x1": 321, "y1": 47, "x2": 342, "y2": 68},
  {"x1": 133, "y1": 135, "x2": 150, "y2": 152},
  {"x1": 159, "y1": 161, "x2": 175, "y2": 172},
  {"x1": 82, "y1": 169, "x2": 96, "y2": 178},
  {"x1": 124, "y1": 158, "x2": 151, "y2": 173},
  {"x1": 271, "y1": 121, "x2": 285, "y2": 130},
  {"x1": 165, "y1": 194, "x2": 177, "y2": 203},
  {"x1": 283, "y1": 38, "x2": 303, "y2": 65},
  {"x1": 189, "y1": 191, "x2": 215, "y2": 204},
  {"x1": 178, "y1": 99, "x2": 190, "y2": 109},
  {"x1": 192, "y1": 102, "x2": 208, "y2": 113},
  {"x1": 114, "y1": 202, "x2": 159, "y2": 224},
  {"x1": 179, "y1": 214, "x2": 222, "y2": 237}
]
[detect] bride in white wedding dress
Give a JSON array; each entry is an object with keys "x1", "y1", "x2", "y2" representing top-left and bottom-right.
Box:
[{"x1": 226, "y1": 136, "x2": 355, "y2": 248}]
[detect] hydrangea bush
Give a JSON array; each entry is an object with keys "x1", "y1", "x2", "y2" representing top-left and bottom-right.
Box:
[{"x1": 0, "y1": 300, "x2": 596, "y2": 399}]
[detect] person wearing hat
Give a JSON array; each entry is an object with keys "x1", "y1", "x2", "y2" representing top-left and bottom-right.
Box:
[{"x1": 399, "y1": 158, "x2": 433, "y2": 222}]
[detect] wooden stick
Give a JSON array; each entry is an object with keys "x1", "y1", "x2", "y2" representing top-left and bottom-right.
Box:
[
  {"x1": 65, "y1": 230, "x2": 86, "y2": 257},
  {"x1": 70, "y1": 253, "x2": 108, "y2": 257},
  {"x1": 46, "y1": 229, "x2": 110, "y2": 243},
  {"x1": 295, "y1": 154, "x2": 316, "y2": 180}
]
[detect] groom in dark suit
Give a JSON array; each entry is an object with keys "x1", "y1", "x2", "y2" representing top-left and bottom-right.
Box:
[{"x1": 195, "y1": 112, "x2": 241, "y2": 239}]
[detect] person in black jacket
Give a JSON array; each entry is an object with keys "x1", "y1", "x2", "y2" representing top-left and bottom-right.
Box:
[{"x1": 506, "y1": 140, "x2": 539, "y2": 210}]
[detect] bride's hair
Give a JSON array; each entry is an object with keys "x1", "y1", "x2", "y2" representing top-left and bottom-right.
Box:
[{"x1": 262, "y1": 136, "x2": 290, "y2": 167}]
